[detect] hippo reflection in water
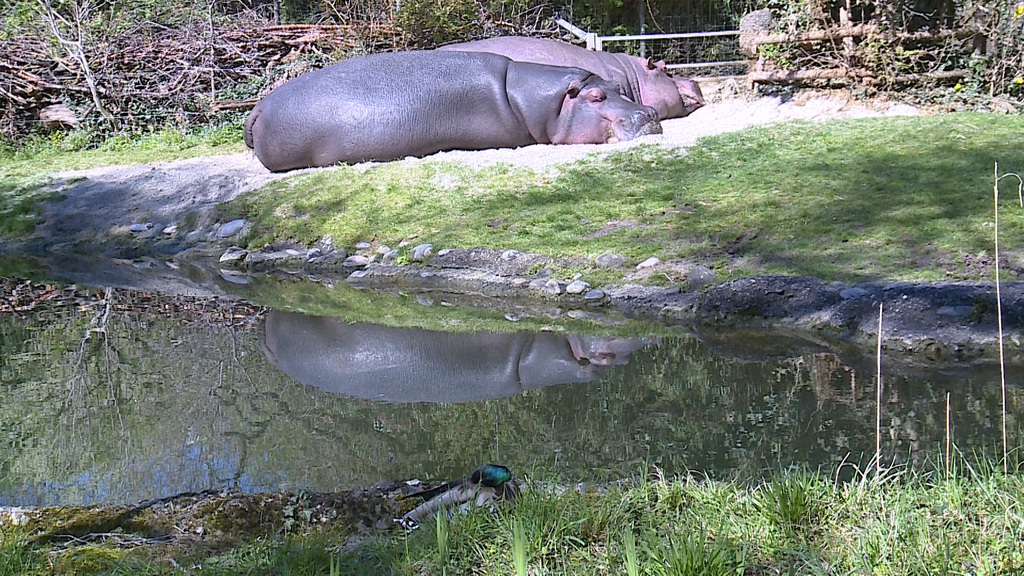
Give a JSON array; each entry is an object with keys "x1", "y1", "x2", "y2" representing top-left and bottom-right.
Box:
[{"x1": 259, "y1": 310, "x2": 658, "y2": 403}]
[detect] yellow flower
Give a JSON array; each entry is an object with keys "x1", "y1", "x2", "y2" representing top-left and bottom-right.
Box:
[
  {"x1": 1016, "y1": 3, "x2": 1024, "y2": 18},
  {"x1": 1015, "y1": 76, "x2": 1024, "y2": 85},
  {"x1": 954, "y1": 82, "x2": 963, "y2": 91}
]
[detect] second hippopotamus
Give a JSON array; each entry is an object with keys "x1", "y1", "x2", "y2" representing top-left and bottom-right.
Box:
[
  {"x1": 243, "y1": 50, "x2": 662, "y2": 172},
  {"x1": 440, "y1": 36, "x2": 705, "y2": 120}
]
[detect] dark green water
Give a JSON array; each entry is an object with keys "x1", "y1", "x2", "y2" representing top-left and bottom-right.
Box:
[{"x1": 1, "y1": 286, "x2": 1021, "y2": 506}]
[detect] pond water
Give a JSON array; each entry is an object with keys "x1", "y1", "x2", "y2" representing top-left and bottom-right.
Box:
[{"x1": 1, "y1": 278, "x2": 1021, "y2": 506}]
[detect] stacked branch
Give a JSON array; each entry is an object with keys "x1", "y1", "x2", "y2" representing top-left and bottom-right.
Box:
[
  {"x1": 0, "y1": 19, "x2": 401, "y2": 141},
  {"x1": 736, "y1": 1, "x2": 1016, "y2": 96}
]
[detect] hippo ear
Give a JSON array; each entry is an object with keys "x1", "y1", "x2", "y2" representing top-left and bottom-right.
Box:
[
  {"x1": 646, "y1": 58, "x2": 667, "y2": 71},
  {"x1": 566, "y1": 80, "x2": 582, "y2": 99}
]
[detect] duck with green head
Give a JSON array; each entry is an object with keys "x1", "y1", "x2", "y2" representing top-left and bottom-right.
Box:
[{"x1": 400, "y1": 464, "x2": 517, "y2": 526}]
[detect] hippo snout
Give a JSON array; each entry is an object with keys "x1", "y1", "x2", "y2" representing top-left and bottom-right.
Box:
[{"x1": 616, "y1": 106, "x2": 662, "y2": 140}]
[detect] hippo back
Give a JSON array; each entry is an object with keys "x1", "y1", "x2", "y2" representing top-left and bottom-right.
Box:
[{"x1": 440, "y1": 36, "x2": 704, "y2": 119}]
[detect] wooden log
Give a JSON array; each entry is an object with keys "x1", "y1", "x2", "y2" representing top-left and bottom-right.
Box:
[
  {"x1": 750, "y1": 25, "x2": 979, "y2": 49},
  {"x1": 751, "y1": 25, "x2": 878, "y2": 48},
  {"x1": 39, "y1": 103, "x2": 79, "y2": 127},
  {"x1": 210, "y1": 98, "x2": 258, "y2": 111},
  {"x1": 748, "y1": 68, "x2": 968, "y2": 84}
]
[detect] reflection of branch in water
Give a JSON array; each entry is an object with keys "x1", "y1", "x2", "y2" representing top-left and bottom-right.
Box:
[{"x1": 65, "y1": 287, "x2": 113, "y2": 403}]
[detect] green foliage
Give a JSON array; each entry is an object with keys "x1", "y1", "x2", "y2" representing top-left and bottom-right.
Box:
[
  {"x1": 396, "y1": 0, "x2": 478, "y2": 46},
  {"x1": 647, "y1": 526, "x2": 742, "y2": 576},
  {"x1": 752, "y1": 469, "x2": 827, "y2": 540},
  {"x1": 0, "y1": 1, "x2": 38, "y2": 40}
]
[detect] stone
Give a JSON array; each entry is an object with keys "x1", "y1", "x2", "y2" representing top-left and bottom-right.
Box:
[
  {"x1": 219, "y1": 246, "x2": 248, "y2": 265},
  {"x1": 218, "y1": 269, "x2": 249, "y2": 285},
  {"x1": 686, "y1": 266, "x2": 716, "y2": 290},
  {"x1": 584, "y1": 289, "x2": 606, "y2": 302},
  {"x1": 437, "y1": 248, "x2": 452, "y2": 256},
  {"x1": 382, "y1": 249, "x2": 399, "y2": 262},
  {"x1": 161, "y1": 225, "x2": 177, "y2": 235},
  {"x1": 245, "y1": 249, "x2": 306, "y2": 272},
  {"x1": 840, "y1": 287, "x2": 870, "y2": 299},
  {"x1": 512, "y1": 277, "x2": 530, "y2": 287},
  {"x1": 529, "y1": 278, "x2": 562, "y2": 295},
  {"x1": 415, "y1": 294, "x2": 435, "y2": 306},
  {"x1": 315, "y1": 236, "x2": 335, "y2": 253},
  {"x1": 376, "y1": 245, "x2": 392, "y2": 255},
  {"x1": 636, "y1": 256, "x2": 660, "y2": 269},
  {"x1": 566, "y1": 280, "x2": 591, "y2": 294},
  {"x1": 501, "y1": 249, "x2": 520, "y2": 260},
  {"x1": 355, "y1": 241, "x2": 372, "y2": 249},
  {"x1": 128, "y1": 222, "x2": 153, "y2": 233},
  {"x1": 343, "y1": 255, "x2": 370, "y2": 267},
  {"x1": 594, "y1": 252, "x2": 626, "y2": 268},
  {"x1": 411, "y1": 243, "x2": 433, "y2": 261},
  {"x1": 215, "y1": 219, "x2": 246, "y2": 238}
]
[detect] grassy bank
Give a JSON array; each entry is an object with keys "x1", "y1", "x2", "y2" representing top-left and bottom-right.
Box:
[
  {"x1": 2, "y1": 113, "x2": 1023, "y2": 285},
  {"x1": 227, "y1": 112, "x2": 1024, "y2": 284},
  {"x1": 2, "y1": 462, "x2": 1022, "y2": 575},
  {"x1": 0, "y1": 123, "x2": 244, "y2": 235}
]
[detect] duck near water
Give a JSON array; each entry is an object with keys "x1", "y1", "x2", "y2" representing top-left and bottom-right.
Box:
[{"x1": 399, "y1": 464, "x2": 518, "y2": 527}]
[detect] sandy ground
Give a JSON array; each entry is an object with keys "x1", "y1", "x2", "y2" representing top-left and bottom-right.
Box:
[{"x1": 37, "y1": 91, "x2": 920, "y2": 244}]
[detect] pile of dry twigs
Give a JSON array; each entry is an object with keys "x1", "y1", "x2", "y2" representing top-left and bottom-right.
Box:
[{"x1": 0, "y1": 18, "x2": 402, "y2": 141}]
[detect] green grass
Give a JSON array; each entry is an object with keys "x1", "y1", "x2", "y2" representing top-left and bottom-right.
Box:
[
  {"x1": 0, "y1": 122, "x2": 245, "y2": 236},
  {"x1": 2, "y1": 113, "x2": 1022, "y2": 285},
  {"x1": 223, "y1": 112, "x2": 1024, "y2": 284},
  {"x1": 4, "y1": 461, "x2": 1024, "y2": 575}
]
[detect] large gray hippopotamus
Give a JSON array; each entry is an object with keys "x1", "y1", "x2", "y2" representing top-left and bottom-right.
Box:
[
  {"x1": 439, "y1": 36, "x2": 705, "y2": 120},
  {"x1": 244, "y1": 50, "x2": 662, "y2": 172},
  {"x1": 259, "y1": 310, "x2": 658, "y2": 403}
]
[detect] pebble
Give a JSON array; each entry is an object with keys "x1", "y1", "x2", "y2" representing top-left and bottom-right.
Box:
[
  {"x1": 437, "y1": 248, "x2": 452, "y2": 256},
  {"x1": 583, "y1": 289, "x2": 606, "y2": 302},
  {"x1": 528, "y1": 279, "x2": 561, "y2": 295},
  {"x1": 355, "y1": 241, "x2": 372, "y2": 249},
  {"x1": 343, "y1": 255, "x2": 370, "y2": 267},
  {"x1": 219, "y1": 247, "x2": 247, "y2": 264},
  {"x1": 217, "y1": 269, "x2": 249, "y2": 285},
  {"x1": 566, "y1": 280, "x2": 591, "y2": 294},
  {"x1": 382, "y1": 249, "x2": 399, "y2": 262},
  {"x1": 161, "y1": 225, "x2": 177, "y2": 235},
  {"x1": 594, "y1": 252, "x2": 625, "y2": 268},
  {"x1": 128, "y1": 222, "x2": 153, "y2": 233},
  {"x1": 411, "y1": 243, "x2": 433, "y2": 261},
  {"x1": 501, "y1": 249, "x2": 520, "y2": 260},
  {"x1": 215, "y1": 219, "x2": 245, "y2": 238},
  {"x1": 686, "y1": 266, "x2": 716, "y2": 290},
  {"x1": 840, "y1": 287, "x2": 870, "y2": 299},
  {"x1": 636, "y1": 256, "x2": 660, "y2": 269}
]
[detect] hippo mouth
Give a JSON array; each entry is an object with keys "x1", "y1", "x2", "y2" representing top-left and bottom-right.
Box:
[{"x1": 607, "y1": 116, "x2": 663, "y2": 143}]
